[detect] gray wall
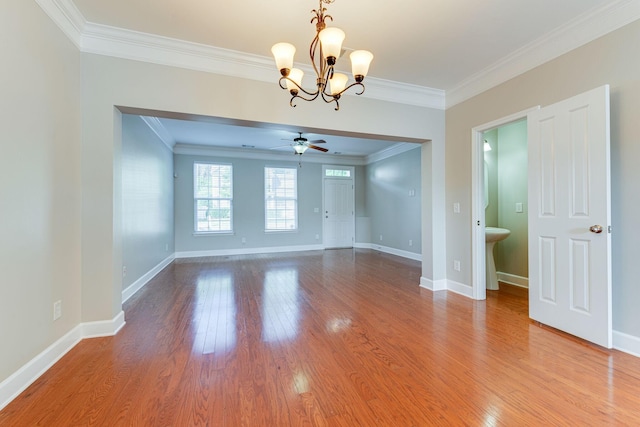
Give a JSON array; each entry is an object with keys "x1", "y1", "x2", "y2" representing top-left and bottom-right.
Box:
[
  {"x1": 175, "y1": 154, "x2": 324, "y2": 252},
  {"x1": 1, "y1": 1, "x2": 81, "y2": 382},
  {"x1": 121, "y1": 115, "x2": 175, "y2": 290},
  {"x1": 174, "y1": 152, "x2": 421, "y2": 254},
  {"x1": 366, "y1": 147, "x2": 422, "y2": 253},
  {"x1": 446, "y1": 19, "x2": 640, "y2": 338}
]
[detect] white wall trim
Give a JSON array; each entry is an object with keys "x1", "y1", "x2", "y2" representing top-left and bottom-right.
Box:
[
  {"x1": 419, "y1": 277, "x2": 447, "y2": 291},
  {"x1": 497, "y1": 272, "x2": 529, "y2": 289},
  {"x1": 122, "y1": 255, "x2": 175, "y2": 303},
  {"x1": 613, "y1": 330, "x2": 640, "y2": 358},
  {"x1": 0, "y1": 311, "x2": 125, "y2": 411},
  {"x1": 82, "y1": 311, "x2": 126, "y2": 338},
  {"x1": 175, "y1": 244, "x2": 325, "y2": 259},
  {"x1": 365, "y1": 143, "x2": 422, "y2": 165},
  {"x1": 446, "y1": 0, "x2": 640, "y2": 107},
  {"x1": 35, "y1": 0, "x2": 85, "y2": 49},
  {"x1": 445, "y1": 280, "x2": 475, "y2": 299},
  {"x1": 139, "y1": 117, "x2": 175, "y2": 151},
  {"x1": 354, "y1": 243, "x2": 422, "y2": 262}
]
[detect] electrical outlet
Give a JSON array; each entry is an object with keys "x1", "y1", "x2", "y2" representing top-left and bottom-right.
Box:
[
  {"x1": 165, "y1": 243, "x2": 169, "y2": 251},
  {"x1": 453, "y1": 203, "x2": 461, "y2": 214},
  {"x1": 453, "y1": 260, "x2": 461, "y2": 272},
  {"x1": 409, "y1": 239, "x2": 413, "y2": 247},
  {"x1": 315, "y1": 234, "x2": 320, "y2": 240},
  {"x1": 379, "y1": 234, "x2": 383, "y2": 241},
  {"x1": 241, "y1": 237, "x2": 246, "y2": 244},
  {"x1": 122, "y1": 266, "x2": 127, "y2": 277},
  {"x1": 53, "y1": 300, "x2": 62, "y2": 321}
]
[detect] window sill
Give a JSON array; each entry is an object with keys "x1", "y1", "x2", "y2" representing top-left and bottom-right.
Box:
[
  {"x1": 193, "y1": 231, "x2": 235, "y2": 237},
  {"x1": 264, "y1": 229, "x2": 298, "y2": 234}
]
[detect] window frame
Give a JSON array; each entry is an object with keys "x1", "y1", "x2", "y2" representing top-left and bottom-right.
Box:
[
  {"x1": 193, "y1": 162, "x2": 234, "y2": 234},
  {"x1": 264, "y1": 166, "x2": 298, "y2": 232}
]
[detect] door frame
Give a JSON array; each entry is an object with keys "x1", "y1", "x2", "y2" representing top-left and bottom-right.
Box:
[
  {"x1": 322, "y1": 165, "x2": 355, "y2": 249},
  {"x1": 470, "y1": 107, "x2": 539, "y2": 300}
]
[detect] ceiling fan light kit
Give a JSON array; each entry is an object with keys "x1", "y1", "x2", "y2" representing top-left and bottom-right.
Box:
[{"x1": 271, "y1": 0, "x2": 374, "y2": 111}]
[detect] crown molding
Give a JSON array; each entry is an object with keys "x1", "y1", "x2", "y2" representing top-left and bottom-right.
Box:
[
  {"x1": 173, "y1": 143, "x2": 368, "y2": 166},
  {"x1": 37, "y1": 0, "x2": 638, "y2": 111},
  {"x1": 37, "y1": 0, "x2": 444, "y2": 110},
  {"x1": 80, "y1": 22, "x2": 445, "y2": 110},
  {"x1": 35, "y1": 0, "x2": 85, "y2": 48},
  {"x1": 139, "y1": 116, "x2": 175, "y2": 151},
  {"x1": 446, "y1": 0, "x2": 640, "y2": 108},
  {"x1": 366, "y1": 143, "x2": 421, "y2": 164}
]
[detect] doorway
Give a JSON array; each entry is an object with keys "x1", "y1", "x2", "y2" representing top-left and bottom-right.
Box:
[
  {"x1": 322, "y1": 165, "x2": 355, "y2": 249},
  {"x1": 483, "y1": 119, "x2": 529, "y2": 291},
  {"x1": 471, "y1": 108, "x2": 539, "y2": 300}
]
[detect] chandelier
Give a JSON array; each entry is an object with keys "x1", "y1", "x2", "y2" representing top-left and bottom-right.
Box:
[{"x1": 271, "y1": 0, "x2": 374, "y2": 111}]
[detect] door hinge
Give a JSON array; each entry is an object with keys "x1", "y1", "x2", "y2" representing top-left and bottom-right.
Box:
[{"x1": 608, "y1": 225, "x2": 612, "y2": 234}]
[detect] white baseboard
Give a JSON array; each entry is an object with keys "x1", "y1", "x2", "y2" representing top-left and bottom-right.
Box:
[
  {"x1": 354, "y1": 242, "x2": 422, "y2": 262},
  {"x1": 419, "y1": 277, "x2": 447, "y2": 291},
  {"x1": 122, "y1": 255, "x2": 175, "y2": 303},
  {"x1": 613, "y1": 330, "x2": 640, "y2": 357},
  {"x1": 497, "y1": 272, "x2": 529, "y2": 288},
  {"x1": 445, "y1": 280, "x2": 475, "y2": 298},
  {"x1": 175, "y1": 244, "x2": 324, "y2": 259},
  {"x1": 0, "y1": 311, "x2": 125, "y2": 411}
]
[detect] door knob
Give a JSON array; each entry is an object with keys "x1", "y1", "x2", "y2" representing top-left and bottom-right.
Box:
[{"x1": 589, "y1": 225, "x2": 603, "y2": 234}]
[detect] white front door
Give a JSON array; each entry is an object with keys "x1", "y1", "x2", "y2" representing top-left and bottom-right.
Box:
[
  {"x1": 527, "y1": 85, "x2": 612, "y2": 348},
  {"x1": 323, "y1": 174, "x2": 354, "y2": 249}
]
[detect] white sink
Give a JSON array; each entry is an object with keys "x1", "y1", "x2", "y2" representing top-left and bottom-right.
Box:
[
  {"x1": 485, "y1": 227, "x2": 511, "y2": 243},
  {"x1": 485, "y1": 227, "x2": 511, "y2": 290}
]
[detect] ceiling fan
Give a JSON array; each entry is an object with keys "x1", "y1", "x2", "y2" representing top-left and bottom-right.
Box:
[{"x1": 277, "y1": 132, "x2": 329, "y2": 155}]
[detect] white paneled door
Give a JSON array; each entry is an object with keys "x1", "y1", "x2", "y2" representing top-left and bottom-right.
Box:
[
  {"x1": 527, "y1": 85, "x2": 612, "y2": 348},
  {"x1": 323, "y1": 177, "x2": 354, "y2": 249}
]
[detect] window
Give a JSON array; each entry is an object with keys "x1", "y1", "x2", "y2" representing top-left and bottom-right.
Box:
[
  {"x1": 265, "y1": 167, "x2": 297, "y2": 231},
  {"x1": 194, "y1": 163, "x2": 233, "y2": 233},
  {"x1": 325, "y1": 168, "x2": 351, "y2": 177}
]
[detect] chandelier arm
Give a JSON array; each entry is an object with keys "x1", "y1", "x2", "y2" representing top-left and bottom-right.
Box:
[
  {"x1": 291, "y1": 90, "x2": 322, "y2": 104},
  {"x1": 279, "y1": 76, "x2": 321, "y2": 97},
  {"x1": 335, "y1": 81, "x2": 366, "y2": 97},
  {"x1": 309, "y1": 35, "x2": 323, "y2": 81},
  {"x1": 319, "y1": 92, "x2": 341, "y2": 111}
]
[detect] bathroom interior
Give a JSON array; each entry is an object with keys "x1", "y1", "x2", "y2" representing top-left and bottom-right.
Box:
[{"x1": 484, "y1": 119, "x2": 529, "y2": 292}]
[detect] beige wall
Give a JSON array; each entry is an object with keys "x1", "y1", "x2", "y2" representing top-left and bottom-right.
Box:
[
  {"x1": 0, "y1": 1, "x2": 81, "y2": 381},
  {"x1": 446, "y1": 19, "x2": 640, "y2": 336}
]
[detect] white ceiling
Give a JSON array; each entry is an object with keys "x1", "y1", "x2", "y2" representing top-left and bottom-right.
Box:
[{"x1": 66, "y1": 0, "x2": 633, "y2": 158}]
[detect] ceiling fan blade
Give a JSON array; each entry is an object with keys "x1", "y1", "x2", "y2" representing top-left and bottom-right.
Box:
[
  {"x1": 268, "y1": 144, "x2": 293, "y2": 150},
  {"x1": 309, "y1": 139, "x2": 326, "y2": 144},
  {"x1": 308, "y1": 144, "x2": 329, "y2": 152}
]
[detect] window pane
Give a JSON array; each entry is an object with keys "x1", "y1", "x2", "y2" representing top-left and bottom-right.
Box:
[
  {"x1": 265, "y1": 167, "x2": 297, "y2": 230},
  {"x1": 194, "y1": 163, "x2": 233, "y2": 232},
  {"x1": 325, "y1": 168, "x2": 351, "y2": 177}
]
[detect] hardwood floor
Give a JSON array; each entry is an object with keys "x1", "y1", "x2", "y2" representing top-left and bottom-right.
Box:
[{"x1": 2, "y1": 249, "x2": 639, "y2": 426}]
